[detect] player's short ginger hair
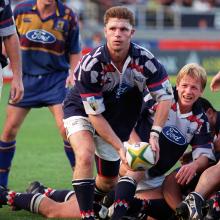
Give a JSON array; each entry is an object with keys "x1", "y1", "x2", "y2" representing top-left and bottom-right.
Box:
[
  {"x1": 104, "y1": 6, "x2": 135, "y2": 26},
  {"x1": 176, "y1": 63, "x2": 207, "y2": 91}
]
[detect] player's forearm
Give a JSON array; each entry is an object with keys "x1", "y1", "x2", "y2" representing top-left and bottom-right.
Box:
[
  {"x1": 88, "y1": 114, "x2": 123, "y2": 152},
  {"x1": 69, "y1": 53, "x2": 81, "y2": 76},
  {"x1": 193, "y1": 155, "x2": 209, "y2": 173},
  {"x1": 153, "y1": 99, "x2": 172, "y2": 129},
  {"x1": 3, "y1": 34, "x2": 22, "y2": 78}
]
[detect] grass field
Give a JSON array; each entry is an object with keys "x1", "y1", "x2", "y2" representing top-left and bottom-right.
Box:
[{"x1": 0, "y1": 76, "x2": 220, "y2": 220}]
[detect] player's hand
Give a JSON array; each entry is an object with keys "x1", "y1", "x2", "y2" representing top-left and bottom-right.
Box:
[
  {"x1": 210, "y1": 72, "x2": 220, "y2": 92},
  {"x1": 149, "y1": 134, "x2": 160, "y2": 163},
  {"x1": 65, "y1": 70, "x2": 75, "y2": 88},
  {"x1": 175, "y1": 163, "x2": 197, "y2": 185},
  {"x1": 118, "y1": 147, "x2": 129, "y2": 169},
  {"x1": 9, "y1": 74, "x2": 24, "y2": 104}
]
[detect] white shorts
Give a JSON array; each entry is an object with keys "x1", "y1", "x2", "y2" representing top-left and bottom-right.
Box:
[
  {"x1": 136, "y1": 171, "x2": 165, "y2": 192},
  {"x1": 63, "y1": 116, "x2": 120, "y2": 161}
]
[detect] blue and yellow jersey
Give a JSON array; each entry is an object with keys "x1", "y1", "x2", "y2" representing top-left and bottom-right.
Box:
[
  {"x1": 14, "y1": 0, "x2": 81, "y2": 75},
  {"x1": 0, "y1": 0, "x2": 16, "y2": 52}
]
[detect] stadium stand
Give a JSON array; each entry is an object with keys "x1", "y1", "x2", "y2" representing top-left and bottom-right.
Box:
[{"x1": 7, "y1": 0, "x2": 220, "y2": 77}]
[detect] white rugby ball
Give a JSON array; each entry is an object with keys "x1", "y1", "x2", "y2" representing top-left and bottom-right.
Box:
[{"x1": 124, "y1": 141, "x2": 156, "y2": 171}]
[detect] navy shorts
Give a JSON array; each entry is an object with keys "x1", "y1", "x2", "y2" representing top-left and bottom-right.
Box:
[
  {"x1": 10, "y1": 72, "x2": 68, "y2": 108},
  {"x1": 95, "y1": 155, "x2": 120, "y2": 178}
]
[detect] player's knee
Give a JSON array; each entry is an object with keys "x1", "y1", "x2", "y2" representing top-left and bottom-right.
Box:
[
  {"x1": 1, "y1": 127, "x2": 19, "y2": 141},
  {"x1": 76, "y1": 152, "x2": 94, "y2": 168}
]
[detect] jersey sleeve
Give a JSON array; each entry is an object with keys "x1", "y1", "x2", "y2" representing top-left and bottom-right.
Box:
[
  {"x1": 67, "y1": 10, "x2": 81, "y2": 54},
  {"x1": 0, "y1": 1, "x2": 16, "y2": 37},
  {"x1": 144, "y1": 55, "x2": 173, "y2": 103},
  {"x1": 191, "y1": 115, "x2": 215, "y2": 161},
  {"x1": 74, "y1": 53, "x2": 105, "y2": 115}
]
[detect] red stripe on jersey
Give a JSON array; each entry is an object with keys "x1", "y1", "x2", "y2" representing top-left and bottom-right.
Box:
[
  {"x1": 80, "y1": 93, "x2": 102, "y2": 98},
  {"x1": 129, "y1": 63, "x2": 144, "y2": 73},
  {"x1": 148, "y1": 76, "x2": 168, "y2": 89}
]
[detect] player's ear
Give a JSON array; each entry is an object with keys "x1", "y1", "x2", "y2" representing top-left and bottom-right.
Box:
[
  {"x1": 104, "y1": 27, "x2": 107, "y2": 38},
  {"x1": 131, "y1": 28, "x2": 135, "y2": 37},
  {"x1": 206, "y1": 108, "x2": 214, "y2": 117}
]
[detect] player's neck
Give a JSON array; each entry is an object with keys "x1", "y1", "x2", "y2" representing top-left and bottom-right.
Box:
[
  {"x1": 110, "y1": 51, "x2": 129, "y2": 72},
  {"x1": 36, "y1": 1, "x2": 57, "y2": 19}
]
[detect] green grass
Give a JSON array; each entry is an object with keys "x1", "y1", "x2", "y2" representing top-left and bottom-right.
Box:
[
  {"x1": 0, "y1": 84, "x2": 73, "y2": 220},
  {"x1": 0, "y1": 76, "x2": 220, "y2": 219}
]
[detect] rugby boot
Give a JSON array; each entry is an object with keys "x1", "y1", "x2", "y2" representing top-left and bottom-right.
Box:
[
  {"x1": 176, "y1": 192, "x2": 205, "y2": 220},
  {"x1": 26, "y1": 181, "x2": 46, "y2": 194},
  {"x1": 0, "y1": 185, "x2": 8, "y2": 207},
  {"x1": 93, "y1": 202, "x2": 109, "y2": 219}
]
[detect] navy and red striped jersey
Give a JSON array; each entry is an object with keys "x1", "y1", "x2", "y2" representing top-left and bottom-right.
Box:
[
  {"x1": 135, "y1": 88, "x2": 215, "y2": 177},
  {"x1": 64, "y1": 42, "x2": 173, "y2": 141}
]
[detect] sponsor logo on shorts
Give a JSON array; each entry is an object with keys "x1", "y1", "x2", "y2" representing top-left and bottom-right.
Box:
[
  {"x1": 162, "y1": 126, "x2": 186, "y2": 145},
  {"x1": 26, "y1": 29, "x2": 56, "y2": 44}
]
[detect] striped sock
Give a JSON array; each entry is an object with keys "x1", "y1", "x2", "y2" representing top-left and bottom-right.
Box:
[
  {"x1": 0, "y1": 140, "x2": 16, "y2": 187},
  {"x1": 72, "y1": 178, "x2": 95, "y2": 220},
  {"x1": 111, "y1": 176, "x2": 137, "y2": 220}
]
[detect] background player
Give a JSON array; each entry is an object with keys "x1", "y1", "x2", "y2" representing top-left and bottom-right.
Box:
[
  {"x1": 0, "y1": 0, "x2": 81, "y2": 188},
  {"x1": 0, "y1": 0, "x2": 23, "y2": 102}
]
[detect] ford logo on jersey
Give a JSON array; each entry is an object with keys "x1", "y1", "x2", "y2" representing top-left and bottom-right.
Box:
[
  {"x1": 162, "y1": 126, "x2": 186, "y2": 145},
  {"x1": 26, "y1": 29, "x2": 56, "y2": 44}
]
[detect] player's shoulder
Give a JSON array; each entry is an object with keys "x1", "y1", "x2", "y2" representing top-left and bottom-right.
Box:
[
  {"x1": 131, "y1": 42, "x2": 155, "y2": 60},
  {"x1": 57, "y1": 1, "x2": 77, "y2": 18},
  {"x1": 14, "y1": 0, "x2": 34, "y2": 14},
  {"x1": 82, "y1": 45, "x2": 105, "y2": 62}
]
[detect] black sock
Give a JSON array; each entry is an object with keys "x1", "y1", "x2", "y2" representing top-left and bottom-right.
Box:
[
  {"x1": 111, "y1": 176, "x2": 137, "y2": 220},
  {"x1": 147, "y1": 199, "x2": 174, "y2": 220},
  {"x1": 127, "y1": 197, "x2": 148, "y2": 217},
  {"x1": 47, "y1": 189, "x2": 75, "y2": 202},
  {"x1": 4, "y1": 191, "x2": 44, "y2": 213},
  {"x1": 103, "y1": 189, "x2": 115, "y2": 207},
  {"x1": 94, "y1": 184, "x2": 107, "y2": 203},
  {"x1": 72, "y1": 178, "x2": 95, "y2": 220}
]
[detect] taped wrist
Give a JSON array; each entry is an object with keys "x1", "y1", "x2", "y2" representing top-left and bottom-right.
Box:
[{"x1": 150, "y1": 126, "x2": 162, "y2": 138}]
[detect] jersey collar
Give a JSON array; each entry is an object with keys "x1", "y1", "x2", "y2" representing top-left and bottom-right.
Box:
[
  {"x1": 101, "y1": 42, "x2": 141, "y2": 64},
  {"x1": 32, "y1": 0, "x2": 65, "y2": 17}
]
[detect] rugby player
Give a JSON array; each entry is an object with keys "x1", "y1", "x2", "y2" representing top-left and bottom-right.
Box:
[
  {"x1": 63, "y1": 5, "x2": 173, "y2": 220},
  {"x1": 110, "y1": 63, "x2": 215, "y2": 220},
  {"x1": 0, "y1": 0, "x2": 81, "y2": 188},
  {"x1": 0, "y1": 0, "x2": 23, "y2": 102},
  {"x1": 176, "y1": 98, "x2": 220, "y2": 220}
]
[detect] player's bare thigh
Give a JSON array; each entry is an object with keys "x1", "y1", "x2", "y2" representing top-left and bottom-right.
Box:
[{"x1": 135, "y1": 186, "x2": 163, "y2": 200}]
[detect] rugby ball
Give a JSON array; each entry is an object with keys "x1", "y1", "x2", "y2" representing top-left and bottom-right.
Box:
[{"x1": 125, "y1": 142, "x2": 156, "y2": 171}]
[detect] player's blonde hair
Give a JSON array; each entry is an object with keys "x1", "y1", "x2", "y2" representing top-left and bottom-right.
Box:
[
  {"x1": 176, "y1": 63, "x2": 207, "y2": 91},
  {"x1": 104, "y1": 6, "x2": 135, "y2": 26}
]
